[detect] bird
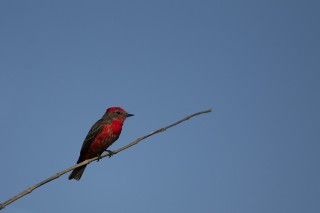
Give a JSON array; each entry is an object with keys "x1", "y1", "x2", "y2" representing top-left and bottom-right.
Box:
[{"x1": 68, "y1": 107, "x2": 133, "y2": 180}]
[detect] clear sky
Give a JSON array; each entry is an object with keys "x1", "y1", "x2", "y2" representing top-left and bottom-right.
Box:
[{"x1": 1, "y1": 1, "x2": 319, "y2": 213}]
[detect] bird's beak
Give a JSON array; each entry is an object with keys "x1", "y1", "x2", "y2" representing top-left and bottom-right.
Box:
[{"x1": 126, "y1": 113, "x2": 134, "y2": 117}]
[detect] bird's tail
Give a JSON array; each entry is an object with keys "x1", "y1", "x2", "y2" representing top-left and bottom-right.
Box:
[{"x1": 68, "y1": 165, "x2": 87, "y2": 181}]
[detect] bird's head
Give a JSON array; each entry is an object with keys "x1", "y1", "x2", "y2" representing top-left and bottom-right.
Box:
[{"x1": 105, "y1": 107, "x2": 134, "y2": 122}]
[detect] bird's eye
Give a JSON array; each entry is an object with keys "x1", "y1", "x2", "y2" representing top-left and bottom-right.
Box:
[{"x1": 116, "y1": 111, "x2": 121, "y2": 115}]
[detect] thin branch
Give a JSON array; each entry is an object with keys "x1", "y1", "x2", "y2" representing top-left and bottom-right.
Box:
[{"x1": 0, "y1": 108, "x2": 212, "y2": 210}]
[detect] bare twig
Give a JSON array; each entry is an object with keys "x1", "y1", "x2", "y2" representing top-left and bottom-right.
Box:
[{"x1": 0, "y1": 108, "x2": 212, "y2": 210}]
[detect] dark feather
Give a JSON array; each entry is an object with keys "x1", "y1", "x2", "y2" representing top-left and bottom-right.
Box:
[
  {"x1": 77, "y1": 118, "x2": 105, "y2": 162},
  {"x1": 68, "y1": 165, "x2": 87, "y2": 180}
]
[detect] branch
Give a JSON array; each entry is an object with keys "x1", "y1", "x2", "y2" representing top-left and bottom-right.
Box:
[{"x1": 0, "y1": 108, "x2": 212, "y2": 210}]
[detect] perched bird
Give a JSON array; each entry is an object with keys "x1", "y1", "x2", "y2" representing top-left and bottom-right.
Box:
[{"x1": 68, "y1": 107, "x2": 133, "y2": 180}]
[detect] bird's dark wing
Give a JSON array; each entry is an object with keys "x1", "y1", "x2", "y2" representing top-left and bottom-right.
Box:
[{"x1": 79, "y1": 118, "x2": 105, "y2": 156}]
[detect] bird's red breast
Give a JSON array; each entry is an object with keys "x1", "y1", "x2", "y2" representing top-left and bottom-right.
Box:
[{"x1": 81, "y1": 124, "x2": 120, "y2": 160}]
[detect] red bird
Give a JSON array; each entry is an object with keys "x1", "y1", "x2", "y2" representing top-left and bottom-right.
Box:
[{"x1": 68, "y1": 107, "x2": 133, "y2": 180}]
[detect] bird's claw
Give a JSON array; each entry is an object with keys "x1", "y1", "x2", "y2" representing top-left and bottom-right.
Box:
[
  {"x1": 97, "y1": 154, "x2": 102, "y2": 162},
  {"x1": 105, "y1": 150, "x2": 114, "y2": 158},
  {"x1": 96, "y1": 150, "x2": 113, "y2": 161}
]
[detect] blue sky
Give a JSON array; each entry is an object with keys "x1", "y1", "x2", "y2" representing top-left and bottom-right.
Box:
[{"x1": 1, "y1": 1, "x2": 319, "y2": 213}]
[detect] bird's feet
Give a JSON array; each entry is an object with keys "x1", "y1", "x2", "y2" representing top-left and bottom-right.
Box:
[
  {"x1": 96, "y1": 150, "x2": 114, "y2": 162},
  {"x1": 105, "y1": 150, "x2": 114, "y2": 158}
]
